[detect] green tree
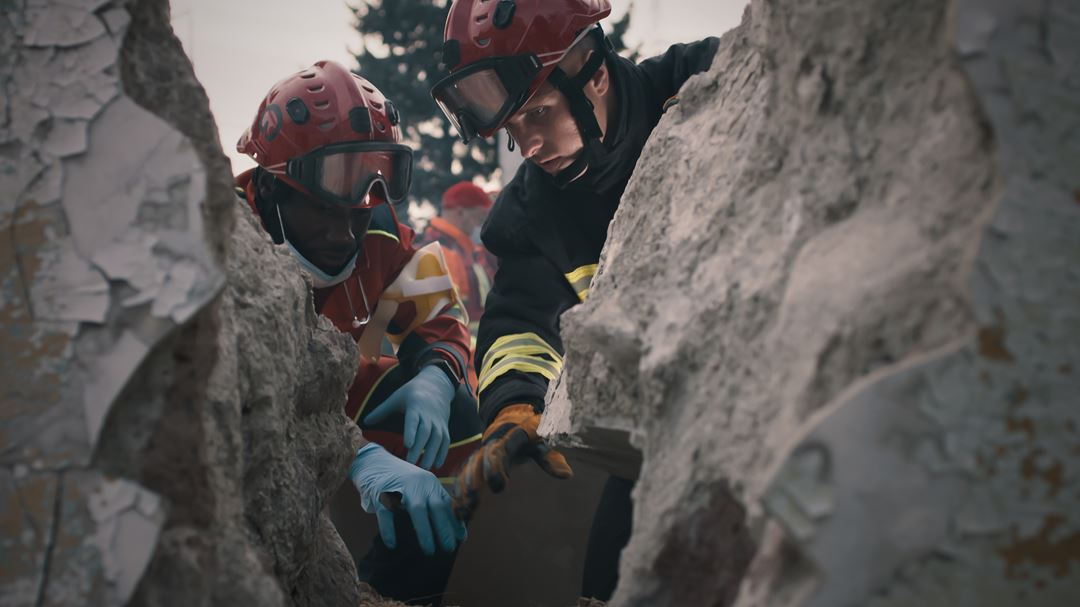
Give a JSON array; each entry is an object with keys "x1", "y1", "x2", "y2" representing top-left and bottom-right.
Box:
[
  {"x1": 607, "y1": 6, "x2": 640, "y2": 62},
  {"x1": 350, "y1": 0, "x2": 496, "y2": 212}
]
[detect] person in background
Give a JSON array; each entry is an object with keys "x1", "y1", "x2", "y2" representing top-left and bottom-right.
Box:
[
  {"x1": 431, "y1": 0, "x2": 720, "y2": 600},
  {"x1": 418, "y1": 181, "x2": 498, "y2": 344},
  {"x1": 235, "y1": 60, "x2": 482, "y2": 606}
]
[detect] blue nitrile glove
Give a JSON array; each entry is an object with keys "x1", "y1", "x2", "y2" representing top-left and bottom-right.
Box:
[
  {"x1": 349, "y1": 442, "x2": 467, "y2": 556},
  {"x1": 363, "y1": 364, "x2": 454, "y2": 470}
]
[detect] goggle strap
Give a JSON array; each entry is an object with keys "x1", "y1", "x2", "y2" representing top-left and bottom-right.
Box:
[
  {"x1": 546, "y1": 39, "x2": 610, "y2": 188},
  {"x1": 547, "y1": 62, "x2": 604, "y2": 141}
]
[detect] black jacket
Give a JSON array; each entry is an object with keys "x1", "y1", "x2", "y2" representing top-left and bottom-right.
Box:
[{"x1": 475, "y1": 38, "x2": 721, "y2": 424}]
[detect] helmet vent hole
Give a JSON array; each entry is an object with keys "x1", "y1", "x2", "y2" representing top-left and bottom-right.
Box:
[
  {"x1": 307, "y1": 84, "x2": 325, "y2": 93},
  {"x1": 370, "y1": 101, "x2": 383, "y2": 110},
  {"x1": 475, "y1": 37, "x2": 491, "y2": 47},
  {"x1": 375, "y1": 122, "x2": 386, "y2": 133},
  {"x1": 300, "y1": 72, "x2": 316, "y2": 79},
  {"x1": 318, "y1": 119, "x2": 336, "y2": 131},
  {"x1": 313, "y1": 100, "x2": 330, "y2": 109},
  {"x1": 475, "y1": 14, "x2": 488, "y2": 23},
  {"x1": 362, "y1": 84, "x2": 376, "y2": 94}
]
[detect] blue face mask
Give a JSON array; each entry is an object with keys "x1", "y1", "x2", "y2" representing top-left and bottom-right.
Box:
[{"x1": 276, "y1": 204, "x2": 358, "y2": 288}]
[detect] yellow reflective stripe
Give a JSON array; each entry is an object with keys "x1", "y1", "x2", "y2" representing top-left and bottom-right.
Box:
[
  {"x1": 565, "y1": 264, "x2": 598, "y2": 301},
  {"x1": 485, "y1": 332, "x2": 561, "y2": 367},
  {"x1": 449, "y1": 433, "x2": 482, "y2": 449},
  {"x1": 479, "y1": 332, "x2": 564, "y2": 392},
  {"x1": 367, "y1": 229, "x2": 400, "y2": 243},
  {"x1": 479, "y1": 359, "x2": 561, "y2": 394},
  {"x1": 479, "y1": 343, "x2": 562, "y2": 380},
  {"x1": 565, "y1": 264, "x2": 598, "y2": 285},
  {"x1": 487, "y1": 354, "x2": 561, "y2": 380},
  {"x1": 354, "y1": 362, "x2": 400, "y2": 422}
]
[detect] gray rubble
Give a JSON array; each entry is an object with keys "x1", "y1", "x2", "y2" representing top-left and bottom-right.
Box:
[
  {"x1": 542, "y1": 0, "x2": 1080, "y2": 605},
  {"x1": 1, "y1": 1, "x2": 362, "y2": 606}
]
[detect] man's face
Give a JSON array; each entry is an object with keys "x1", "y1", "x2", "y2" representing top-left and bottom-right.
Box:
[
  {"x1": 277, "y1": 186, "x2": 371, "y2": 273},
  {"x1": 442, "y1": 206, "x2": 490, "y2": 237},
  {"x1": 503, "y1": 61, "x2": 610, "y2": 176}
]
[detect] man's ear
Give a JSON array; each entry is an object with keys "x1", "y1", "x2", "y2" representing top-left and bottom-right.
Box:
[{"x1": 589, "y1": 58, "x2": 611, "y2": 97}]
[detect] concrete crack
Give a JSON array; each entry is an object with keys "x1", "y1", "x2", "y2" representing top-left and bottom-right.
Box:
[{"x1": 34, "y1": 470, "x2": 63, "y2": 607}]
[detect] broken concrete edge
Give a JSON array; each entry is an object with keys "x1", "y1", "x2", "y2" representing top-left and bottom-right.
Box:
[
  {"x1": 2, "y1": 1, "x2": 228, "y2": 605},
  {"x1": 752, "y1": 0, "x2": 1080, "y2": 605}
]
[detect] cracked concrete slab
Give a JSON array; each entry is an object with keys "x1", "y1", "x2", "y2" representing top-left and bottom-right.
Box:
[{"x1": 3, "y1": 1, "x2": 368, "y2": 605}]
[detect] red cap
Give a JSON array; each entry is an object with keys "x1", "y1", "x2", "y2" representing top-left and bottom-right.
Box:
[{"x1": 442, "y1": 181, "x2": 492, "y2": 210}]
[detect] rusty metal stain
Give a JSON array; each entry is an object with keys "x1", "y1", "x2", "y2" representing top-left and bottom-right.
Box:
[
  {"x1": 0, "y1": 473, "x2": 57, "y2": 582},
  {"x1": 1005, "y1": 415, "x2": 1036, "y2": 441},
  {"x1": 0, "y1": 198, "x2": 71, "y2": 423},
  {"x1": 9, "y1": 199, "x2": 61, "y2": 284},
  {"x1": 1019, "y1": 449, "x2": 1065, "y2": 498},
  {"x1": 978, "y1": 324, "x2": 1015, "y2": 362},
  {"x1": 999, "y1": 514, "x2": 1080, "y2": 580}
]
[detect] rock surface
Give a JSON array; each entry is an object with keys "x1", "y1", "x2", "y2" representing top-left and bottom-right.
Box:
[
  {"x1": 543, "y1": 0, "x2": 1080, "y2": 605},
  {"x1": 1, "y1": 1, "x2": 362, "y2": 606}
]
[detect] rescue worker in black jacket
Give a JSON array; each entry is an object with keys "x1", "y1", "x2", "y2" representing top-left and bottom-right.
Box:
[{"x1": 431, "y1": 0, "x2": 719, "y2": 600}]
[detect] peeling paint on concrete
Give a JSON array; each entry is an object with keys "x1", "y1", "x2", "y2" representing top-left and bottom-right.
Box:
[
  {"x1": 4, "y1": 1, "x2": 366, "y2": 604},
  {"x1": 2, "y1": 1, "x2": 224, "y2": 604},
  {"x1": 82, "y1": 330, "x2": 148, "y2": 448},
  {"x1": 21, "y1": 3, "x2": 108, "y2": 49},
  {"x1": 85, "y1": 474, "x2": 164, "y2": 601}
]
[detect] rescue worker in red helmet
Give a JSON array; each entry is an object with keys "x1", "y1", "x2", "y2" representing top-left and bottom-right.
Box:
[
  {"x1": 432, "y1": 1, "x2": 720, "y2": 600},
  {"x1": 236, "y1": 60, "x2": 482, "y2": 606},
  {"x1": 418, "y1": 181, "x2": 498, "y2": 344}
]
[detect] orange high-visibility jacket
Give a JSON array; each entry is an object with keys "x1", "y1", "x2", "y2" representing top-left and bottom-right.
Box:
[{"x1": 418, "y1": 217, "x2": 497, "y2": 336}]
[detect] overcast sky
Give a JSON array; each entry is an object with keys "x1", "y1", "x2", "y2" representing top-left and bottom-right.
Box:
[{"x1": 169, "y1": 0, "x2": 748, "y2": 173}]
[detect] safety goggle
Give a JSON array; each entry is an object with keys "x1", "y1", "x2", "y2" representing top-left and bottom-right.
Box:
[
  {"x1": 265, "y1": 141, "x2": 413, "y2": 206},
  {"x1": 431, "y1": 26, "x2": 598, "y2": 143}
]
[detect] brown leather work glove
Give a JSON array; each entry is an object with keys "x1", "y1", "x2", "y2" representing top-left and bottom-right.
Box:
[{"x1": 452, "y1": 404, "x2": 573, "y2": 521}]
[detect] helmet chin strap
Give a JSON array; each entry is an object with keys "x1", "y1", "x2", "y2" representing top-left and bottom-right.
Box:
[
  {"x1": 274, "y1": 203, "x2": 359, "y2": 288},
  {"x1": 544, "y1": 30, "x2": 611, "y2": 189}
]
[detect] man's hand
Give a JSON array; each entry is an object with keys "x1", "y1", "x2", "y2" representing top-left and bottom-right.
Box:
[
  {"x1": 363, "y1": 365, "x2": 454, "y2": 470},
  {"x1": 349, "y1": 443, "x2": 467, "y2": 556},
  {"x1": 452, "y1": 404, "x2": 573, "y2": 520}
]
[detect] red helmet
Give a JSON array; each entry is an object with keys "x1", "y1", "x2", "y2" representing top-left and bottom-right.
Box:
[
  {"x1": 238, "y1": 60, "x2": 413, "y2": 206},
  {"x1": 442, "y1": 181, "x2": 493, "y2": 210},
  {"x1": 431, "y1": 0, "x2": 611, "y2": 143}
]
